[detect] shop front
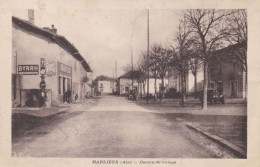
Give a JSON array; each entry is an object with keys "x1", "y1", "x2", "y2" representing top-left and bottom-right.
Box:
[{"x1": 57, "y1": 62, "x2": 72, "y2": 103}]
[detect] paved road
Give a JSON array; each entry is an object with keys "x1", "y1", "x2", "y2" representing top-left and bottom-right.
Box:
[{"x1": 12, "y1": 96, "x2": 236, "y2": 158}]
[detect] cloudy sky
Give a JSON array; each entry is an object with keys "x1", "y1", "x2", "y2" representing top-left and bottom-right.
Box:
[{"x1": 13, "y1": 9, "x2": 181, "y2": 78}]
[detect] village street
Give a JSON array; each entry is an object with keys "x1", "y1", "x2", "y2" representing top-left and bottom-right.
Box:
[{"x1": 12, "y1": 96, "x2": 243, "y2": 158}]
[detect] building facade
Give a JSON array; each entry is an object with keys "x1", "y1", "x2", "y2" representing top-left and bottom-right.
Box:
[
  {"x1": 93, "y1": 75, "x2": 116, "y2": 95},
  {"x1": 12, "y1": 16, "x2": 91, "y2": 107},
  {"x1": 167, "y1": 42, "x2": 247, "y2": 99},
  {"x1": 117, "y1": 71, "x2": 167, "y2": 96},
  {"x1": 208, "y1": 42, "x2": 247, "y2": 98}
]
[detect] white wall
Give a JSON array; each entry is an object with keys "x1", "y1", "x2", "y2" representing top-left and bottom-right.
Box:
[
  {"x1": 98, "y1": 80, "x2": 111, "y2": 94},
  {"x1": 119, "y1": 78, "x2": 167, "y2": 95},
  {"x1": 12, "y1": 24, "x2": 86, "y2": 105},
  {"x1": 119, "y1": 78, "x2": 138, "y2": 94},
  {"x1": 144, "y1": 78, "x2": 168, "y2": 94}
]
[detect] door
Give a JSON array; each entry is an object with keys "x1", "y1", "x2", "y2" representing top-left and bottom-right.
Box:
[{"x1": 231, "y1": 80, "x2": 237, "y2": 98}]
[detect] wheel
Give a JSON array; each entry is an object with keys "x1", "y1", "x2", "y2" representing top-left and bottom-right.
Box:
[{"x1": 221, "y1": 98, "x2": 225, "y2": 104}]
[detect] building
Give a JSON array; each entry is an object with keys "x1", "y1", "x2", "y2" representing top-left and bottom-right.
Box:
[
  {"x1": 93, "y1": 75, "x2": 116, "y2": 95},
  {"x1": 167, "y1": 42, "x2": 247, "y2": 99},
  {"x1": 168, "y1": 67, "x2": 203, "y2": 96},
  {"x1": 117, "y1": 70, "x2": 167, "y2": 96},
  {"x1": 208, "y1": 42, "x2": 247, "y2": 98},
  {"x1": 12, "y1": 15, "x2": 92, "y2": 107}
]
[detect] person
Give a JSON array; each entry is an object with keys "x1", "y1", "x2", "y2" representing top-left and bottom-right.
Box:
[
  {"x1": 67, "y1": 89, "x2": 71, "y2": 103},
  {"x1": 39, "y1": 90, "x2": 46, "y2": 107},
  {"x1": 75, "y1": 94, "x2": 78, "y2": 101}
]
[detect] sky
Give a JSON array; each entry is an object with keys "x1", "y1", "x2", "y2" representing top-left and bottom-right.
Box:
[{"x1": 13, "y1": 9, "x2": 181, "y2": 78}]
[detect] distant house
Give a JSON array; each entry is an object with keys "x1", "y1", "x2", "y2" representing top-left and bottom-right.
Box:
[
  {"x1": 117, "y1": 70, "x2": 167, "y2": 96},
  {"x1": 93, "y1": 75, "x2": 116, "y2": 95},
  {"x1": 117, "y1": 71, "x2": 140, "y2": 95}
]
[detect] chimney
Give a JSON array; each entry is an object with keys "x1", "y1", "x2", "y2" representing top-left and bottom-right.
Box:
[
  {"x1": 28, "y1": 9, "x2": 34, "y2": 24},
  {"x1": 50, "y1": 24, "x2": 57, "y2": 34}
]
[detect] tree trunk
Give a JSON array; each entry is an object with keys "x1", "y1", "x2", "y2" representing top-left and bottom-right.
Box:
[
  {"x1": 154, "y1": 78, "x2": 157, "y2": 100},
  {"x1": 202, "y1": 62, "x2": 208, "y2": 110},
  {"x1": 194, "y1": 72, "x2": 197, "y2": 99},
  {"x1": 181, "y1": 71, "x2": 186, "y2": 107},
  {"x1": 132, "y1": 78, "x2": 134, "y2": 90},
  {"x1": 137, "y1": 82, "x2": 140, "y2": 100},
  {"x1": 245, "y1": 70, "x2": 248, "y2": 99},
  {"x1": 143, "y1": 81, "x2": 146, "y2": 97},
  {"x1": 160, "y1": 77, "x2": 165, "y2": 102}
]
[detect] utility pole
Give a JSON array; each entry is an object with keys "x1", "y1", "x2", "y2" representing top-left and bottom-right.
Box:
[
  {"x1": 146, "y1": 9, "x2": 150, "y2": 103},
  {"x1": 131, "y1": 48, "x2": 134, "y2": 89},
  {"x1": 115, "y1": 61, "x2": 117, "y2": 79}
]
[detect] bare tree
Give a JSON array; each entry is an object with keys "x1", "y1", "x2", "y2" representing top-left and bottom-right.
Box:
[
  {"x1": 225, "y1": 9, "x2": 247, "y2": 98},
  {"x1": 149, "y1": 45, "x2": 161, "y2": 100},
  {"x1": 171, "y1": 18, "x2": 193, "y2": 106},
  {"x1": 122, "y1": 63, "x2": 136, "y2": 90},
  {"x1": 189, "y1": 46, "x2": 203, "y2": 99},
  {"x1": 136, "y1": 51, "x2": 148, "y2": 98},
  {"x1": 150, "y1": 44, "x2": 171, "y2": 102},
  {"x1": 184, "y1": 9, "x2": 232, "y2": 110},
  {"x1": 81, "y1": 75, "x2": 89, "y2": 83}
]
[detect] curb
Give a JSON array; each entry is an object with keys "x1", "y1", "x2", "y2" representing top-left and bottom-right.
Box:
[{"x1": 185, "y1": 123, "x2": 246, "y2": 158}]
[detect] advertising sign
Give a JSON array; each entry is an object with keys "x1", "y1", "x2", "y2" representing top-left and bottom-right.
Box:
[
  {"x1": 46, "y1": 61, "x2": 56, "y2": 77},
  {"x1": 59, "y1": 62, "x2": 72, "y2": 75},
  {"x1": 18, "y1": 65, "x2": 39, "y2": 75}
]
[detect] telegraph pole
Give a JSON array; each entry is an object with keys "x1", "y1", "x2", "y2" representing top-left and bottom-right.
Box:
[
  {"x1": 131, "y1": 48, "x2": 134, "y2": 89},
  {"x1": 115, "y1": 61, "x2": 117, "y2": 79},
  {"x1": 146, "y1": 9, "x2": 150, "y2": 103}
]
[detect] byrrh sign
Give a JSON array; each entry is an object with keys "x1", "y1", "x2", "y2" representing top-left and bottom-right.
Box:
[{"x1": 18, "y1": 65, "x2": 39, "y2": 75}]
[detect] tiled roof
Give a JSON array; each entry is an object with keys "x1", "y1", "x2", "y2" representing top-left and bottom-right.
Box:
[
  {"x1": 119, "y1": 70, "x2": 146, "y2": 79},
  {"x1": 94, "y1": 75, "x2": 116, "y2": 82}
]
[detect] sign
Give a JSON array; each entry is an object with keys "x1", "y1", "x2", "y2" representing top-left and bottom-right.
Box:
[
  {"x1": 40, "y1": 58, "x2": 46, "y2": 68},
  {"x1": 18, "y1": 65, "x2": 39, "y2": 75},
  {"x1": 46, "y1": 61, "x2": 56, "y2": 77},
  {"x1": 60, "y1": 63, "x2": 72, "y2": 75}
]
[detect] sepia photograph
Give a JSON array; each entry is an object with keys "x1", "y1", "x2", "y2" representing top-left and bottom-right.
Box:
[{"x1": 10, "y1": 8, "x2": 248, "y2": 159}]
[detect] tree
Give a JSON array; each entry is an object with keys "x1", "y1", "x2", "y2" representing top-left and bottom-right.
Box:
[
  {"x1": 122, "y1": 63, "x2": 135, "y2": 90},
  {"x1": 149, "y1": 45, "x2": 161, "y2": 100},
  {"x1": 136, "y1": 51, "x2": 148, "y2": 98},
  {"x1": 171, "y1": 18, "x2": 193, "y2": 106},
  {"x1": 184, "y1": 9, "x2": 232, "y2": 110},
  {"x1": 225, "y1": 9, "x2": 247, "y2": 98},
  {"x1": 189, "y1": 46, "x2": 203, "y2": 99},
  {"x1": 81, "y1": 75, "x2": 89, "y2": 83},
  {"x1": 149, "y1": 44, "x2": 171, "y2": 102}
]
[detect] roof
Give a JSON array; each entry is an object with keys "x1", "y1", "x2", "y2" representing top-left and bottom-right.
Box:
[
  {"x1": 119, "y1": 70, "x2": 146, "y2": 79},
  {"x1": 213, "y1": 41, "x2": 246, "y2": 56},
  {"x1": 94, "y1": 75, "x2": 116, "y2": 82},
  {"x1": 12, "y1": 16, "x2": 92, "y2": 72}
]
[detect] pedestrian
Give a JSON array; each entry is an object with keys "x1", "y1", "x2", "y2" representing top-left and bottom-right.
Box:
[
  {"x1": 75, "y1": 94, "x2": 78, "y2": 101},
  {"x1": 67, "y1": 89, "x2": 71, "y2": 103}
]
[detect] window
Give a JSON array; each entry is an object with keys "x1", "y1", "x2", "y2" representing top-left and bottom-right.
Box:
[
  {"x1": 125, "y1": 87, "x2": 129, "y2": 93},
  {"x1": 59, "y1": 76, "x2": 62, "y2": 94},
  {"x1": 209, "y1": 81, "x2": 215, "y2": 89},
  {"x1": 63, "y1": 77, "x2": 66, "y2": 94},
  {"x1": 100, "y1": 83, "x2": 103, "y2": 92}
]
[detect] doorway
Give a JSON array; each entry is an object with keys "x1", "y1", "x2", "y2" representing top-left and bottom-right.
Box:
[{"x1": 231, "y1": 80, "x2": 238, "y2": 98}]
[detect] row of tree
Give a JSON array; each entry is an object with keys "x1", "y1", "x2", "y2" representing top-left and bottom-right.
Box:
[{"x1": 125, "y1": 9, "x2": 247, "y2": 110}]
